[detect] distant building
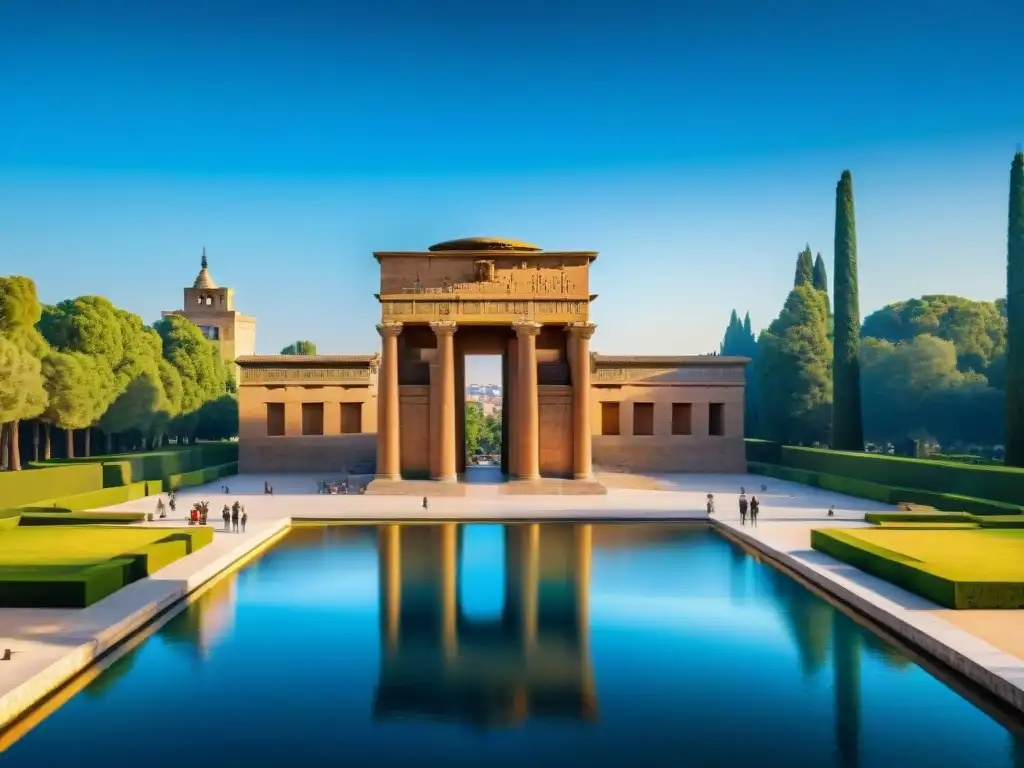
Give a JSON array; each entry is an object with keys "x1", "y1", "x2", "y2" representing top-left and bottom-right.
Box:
[{"x1": 162, "y1": 248, "x2": 257, "y2": 380}]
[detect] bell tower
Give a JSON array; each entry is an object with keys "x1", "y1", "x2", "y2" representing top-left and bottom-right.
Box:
[{"x1": 162, "y1": 248, "x2": 257, "y2": 380}]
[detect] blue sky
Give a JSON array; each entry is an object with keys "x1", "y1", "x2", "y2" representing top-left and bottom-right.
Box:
[{"x1": 0, "y1": 0, "x2": 1021, "y2": 383}]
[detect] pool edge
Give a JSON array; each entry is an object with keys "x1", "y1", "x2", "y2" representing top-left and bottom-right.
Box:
[{"x1": 713, "y1": 520, "x2": 1024, "y2": 717}]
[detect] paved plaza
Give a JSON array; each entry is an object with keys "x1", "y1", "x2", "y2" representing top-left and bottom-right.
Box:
[{"x1": 4, "y1": 471, "x2": 1024, "y2": 730}]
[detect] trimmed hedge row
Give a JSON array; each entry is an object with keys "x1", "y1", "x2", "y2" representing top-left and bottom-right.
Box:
[
  {"x1": 31, "y1": 442, "x2": 238, "y2": 488},
  {"x1": 748, "y1": 461, "x2": 1022, "y2": 515},
  {"x1": 0, "y1": 463, "x2": 104, "y2": 509},
  {"x1": 32, "y1": 480, "x2": 159, "y2": 512},
  {"x1": 811, "y1": 528, "x2": 1024, "y2": 609},
  {"x1": 0, "y1": 509, "x2": 22, "y2": 530},
  {"x1": 17, "y1": 510, "x2": 148, "y2": 526},
  {"x1": 748, "y1": 441, "x2": 1024, "y2": 507},
  {"x1": 0, "y1": 527, "x2": 214, "y2": 608},
  {"x1": 865, "y1": 511, "x2": 976, "y2": 525},
  {"x1": 169, "y1": 461, "x2": 238, "y2": 491}
]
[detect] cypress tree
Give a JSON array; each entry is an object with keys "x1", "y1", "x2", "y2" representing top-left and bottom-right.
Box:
[
  {"x1": 831, "y1": 170, "x2": 864, "y2": 451},
  {"x1": 1006, "y1": 152, "x2": 1024, "y2": 466},
  {"x1": 813, "y1": 253, "x2": 829, "y2": 294},
  {"x1": 794, "y1": 245, "x2": 814, "y2": 287}
]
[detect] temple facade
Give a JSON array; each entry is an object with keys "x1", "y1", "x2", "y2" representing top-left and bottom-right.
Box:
[{"x1": 236, "y1": 237, "x2": 748, "y2": 482}]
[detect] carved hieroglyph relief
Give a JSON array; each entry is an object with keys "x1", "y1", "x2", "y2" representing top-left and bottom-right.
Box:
[{"x1": 241, "y1": 367, "x2": 373, "y2": 385}]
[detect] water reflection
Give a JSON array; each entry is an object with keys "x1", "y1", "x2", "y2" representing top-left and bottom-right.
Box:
[
  {"x1": 375, "y1": 523, "x2": 595, "y2": 727},
  {"x1": 7, "y1": 523, "x2": 1024, "y2": 767}
]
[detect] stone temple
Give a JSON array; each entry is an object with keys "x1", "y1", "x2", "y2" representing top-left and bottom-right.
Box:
[{"x1": 235, "y1": 237, "x2": 748, "y2": 492}]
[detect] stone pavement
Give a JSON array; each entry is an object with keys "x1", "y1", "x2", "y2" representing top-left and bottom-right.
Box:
[{"x1": 5, "y1": 469, "x2": 1024, "y2": 733}]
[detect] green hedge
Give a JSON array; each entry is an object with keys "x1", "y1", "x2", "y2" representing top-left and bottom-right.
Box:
[
  {"x1": 168, "y1": 461, "x2": 238, "y2": 491},
  {"x1": 0, "y1": 528, "x2": 214, "y2": 608},
  {"x1": 34, "y1": 480, "x2": 155, "y2": 512},
  {"x1": 778, "y1": 445, "x2": 1024, "y2": 507},
  {"x1": 864, "y1": 512, "x2": 976, "y2": 525},
  {"x1": 0, "y1": 463, "x2": 104, "y2": 509},
  {"x1": 749, "y1": 461, "x2": 1022, "y2": 515},
  {"x1": 811, "y1": 528, "x2": 1024, "y2": 609},
  {"x1": 32, "y1": 443, "x2": 238, "y2": 488},
  {"x1": 17, "y1": 510, "x2": 147, "y2": 526},
  {"x1": 0, "y1": 509, "x2": 22, "y2": 530}
]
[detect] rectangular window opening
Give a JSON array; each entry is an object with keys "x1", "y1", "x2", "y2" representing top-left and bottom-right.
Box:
[
  {"x1": 632, "y1": 402, "x2": 654, "y2": 436},
  {"x1": 341, "y1": 403, "x2": 363, "y2": 434},
  {"x1": 302, "y1": 403, "x2": 325, "y2": 436},
  {"x1": 266, "y1": 403, "x2": 285, "y2": 437},
  {"x1": 709, "y1": 403, "x2": 725, "y2": 437},
  {"x1": 672, "y1": 403, "x2": 693, "y2": 436},
  {"x1": 600, "y1": 401, "x2": 620, "y2": 436}
]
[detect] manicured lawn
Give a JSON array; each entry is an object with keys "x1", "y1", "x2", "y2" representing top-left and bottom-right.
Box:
[
  {"x1": 0, "y1": 526, "x2": 213, "y2": 608},
  {"x1": 811, "y1": 527, "x2": 1024, "y2": 609},
  {"x1": 0, "y1": 527, "x2": 174, "y2": 568}
]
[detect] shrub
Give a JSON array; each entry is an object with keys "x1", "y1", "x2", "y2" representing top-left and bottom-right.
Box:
[
  {"x1": 0, "y1": 527, "x2": 214, "y2": 607},
  {"x1": 34, "y1": 480, "x2": 154, "y2": 511},
  {"x1": 168, "y1": 461, "x2": 238, "y2": 491},
  {"x1": 17, "y1": 510, "x2": 147, "y2": 526},
  {"x1": 0, "y1": 464, "x2": 103, "y2": 508},
  {"x1": 749, "y1": 462, "x2": 1022, "y2": 515},
  {"x1": 780, "y1": 446, "x2": 1024, "y2": 507},
  {"x1": 745, "y1": 439, "x2": 782, "y2": 464},
  {"x1": 865, "y1": 512, "x2": 976, "y2": 525}
]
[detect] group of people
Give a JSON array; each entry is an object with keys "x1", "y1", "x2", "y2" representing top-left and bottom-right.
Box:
[
  {"x1": 318, "y1": 479, "x2": 365, "y2": 495},
  {"x1": 705, "y1": 484, "x2": 767, "y2": 525},
  {"x1": 153, "y1": 492, "x2": 247, "y2": 532},
  {"x1": 221, "y1": 500, "x2": 247, "y2": 532}
]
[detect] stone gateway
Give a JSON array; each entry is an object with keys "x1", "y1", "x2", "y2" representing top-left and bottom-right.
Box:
[{"x1": 236, "y1": 238, "x2": 749, "y2": 487}]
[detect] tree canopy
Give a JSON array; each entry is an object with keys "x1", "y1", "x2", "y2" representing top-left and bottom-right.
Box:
[
  {"x1": 281, "y1": 340, "x2": 317, "y2": 355},
  {"x1": 757, "y1": 285, "x2": 833, "y2": 445},
  {"x1": 794, "y1": 246, "x2": 814, "y2": 288}
]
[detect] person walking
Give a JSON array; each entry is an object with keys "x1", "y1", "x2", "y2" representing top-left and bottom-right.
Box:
[
  {"x1": 231, "y1": 504, "x2": 240, "y2": 533},
  {"x1": 422, "y1": 496, "x2": 429, "y2": 511},
  {"x1": 706, "y1": 493, "x2": 715, "y2": 516},
  {"x1": 739, "y1": 494, "x2": 748, "y2": 525},
  {"x1": 828, "y1": 505, "x2": 835, "y2": 517},
  {"x1": 222, "y1": 504, "x2": 231, "y2": 531},
  {"x1": 750, "y1": 496, "x2": 760, "y2": 526},
  {"x1": 156, "y1": 497, "x2": 166, "y2": 519},
  {"x1": 241, "y1": 507, "x2": 248, "y2": 533}
]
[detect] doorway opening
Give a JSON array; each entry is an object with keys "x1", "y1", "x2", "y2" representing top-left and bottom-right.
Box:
[{"x1": 462, "y1": 354, "x2": 504, "y2": 482}]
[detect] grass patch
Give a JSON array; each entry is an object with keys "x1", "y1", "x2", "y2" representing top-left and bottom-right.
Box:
[
  {"x1": 811, "y1": 528, "x2": 1024, "y2": 609},
  {"x1": 0, "y1": 526, "x2": 213, "y2": 607},
  {"x1": 874, "y1": 522, "x2": 981, "y2": 529}
]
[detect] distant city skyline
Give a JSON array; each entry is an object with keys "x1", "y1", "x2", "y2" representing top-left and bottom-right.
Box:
[{"x1": 1, "y1": 1, "x2": 1021, "y2": 384}]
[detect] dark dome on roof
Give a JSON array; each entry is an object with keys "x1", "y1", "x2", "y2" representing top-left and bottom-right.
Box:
[{"x1": 427, "y1": 237, "x2": 542, "y2": 253}]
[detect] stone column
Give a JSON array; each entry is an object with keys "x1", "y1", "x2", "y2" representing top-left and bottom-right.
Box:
[
  {"x1": 513, "y1": 320, "x2": 542, "y2": 481},
  {"x1": 430, "y1": 320, "x2": 458, "y2": 482},
  {"x1": 376, "y1": 321, "x2": 403, "y2": 480},
  {"x1": 566, "y1": 323, "x2": 597, "y2": 480}
]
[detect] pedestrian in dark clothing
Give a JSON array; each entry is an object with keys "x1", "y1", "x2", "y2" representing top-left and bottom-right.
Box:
[
  {"x1": 231, "y1": 505, "x2": 240, "y2": 532},
  {"x1": 739, "y1": 494, "x2": 748, "y2": 525},
  {"x1": 750, "y1": 496, "x2": 760, "y2": 526},
  {"x1": 222, "y1": 505, "x2": 231, "y2": 531},
  {"x1": 422, "y1": 496, "x2": 429, "y2": 511},
  {"x1": 241, "y1": 508, "x2": 248, "y2": 533}
]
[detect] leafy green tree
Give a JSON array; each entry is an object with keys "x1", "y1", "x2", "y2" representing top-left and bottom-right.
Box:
[
  {"x1": 0, "y1": 336, "x2": 46, "y2": 469},
  {"x1": 194, "y1": 395, "x2": 239, "y2": 440},
  {"x1": 860, "y1": 335, "x2": 1002, "y2": 447},
  {"x1": 1006, "y1": 152, "x2": 1024, "y2": 465},
  {"x1": 861, "y1": 295, "x2": 1006, "y2": 374},
  {"x1": 0, "y1": 276, "x2": 48, "y2": 469},
  {"x1": 41, "y1": 351, "x2": 112, "y2": 459},
  {"x1": 757, "y1": 286, "x2": 833, "y2": 444},
  {"x1": 721, "y1": 309, "x2": 761, "y2": 436},
  {"x1": 794, "y1": 246, "x2": 814, "y2": 287},
  {"x1": 281, "y1": 340, "x2": 317, "y2": 355},
  {"x1": 153, "y1": 315, "x2": 225, "y2": 439},
  {"x1": 813, "y1": 252, "x2": 831, "y2": 321},
  {"x1": 832, "y1": 170, "x2": 864, "y2": 451}
]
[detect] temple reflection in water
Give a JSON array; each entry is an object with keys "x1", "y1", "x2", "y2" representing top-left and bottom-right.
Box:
[{"x1": 374, "y1": 522, "x2": 595, "y2": 728}]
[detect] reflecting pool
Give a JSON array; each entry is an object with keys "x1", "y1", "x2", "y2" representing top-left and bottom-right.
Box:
[{"x1": 3, "y1": 523, "x2": 1023, "y2": 767}]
